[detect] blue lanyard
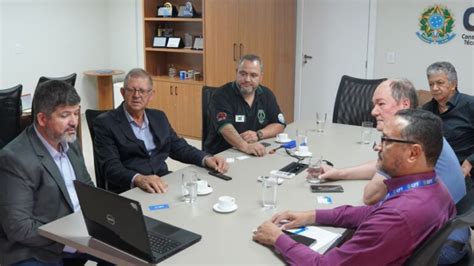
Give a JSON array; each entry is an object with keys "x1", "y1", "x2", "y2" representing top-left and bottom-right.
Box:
[{"x1": 382, "y1": 177, "x2": 437, "y2": 204}]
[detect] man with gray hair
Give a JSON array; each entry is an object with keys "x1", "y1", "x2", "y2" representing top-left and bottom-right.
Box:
[
  {"x1": 422, "y1": 61, "x2": 474, "y2": 180},
  {"x1": 0, "y1": 81, "x2": 108, "y2": 265},
  {"x1": 253, "y1": 109, "x2": 455, "y2": 265},
  {"x1": 318, "y1": 78, "x2": 469, "y2": 264},
  {"x1": 204, "y1": 54, "x2": 286, "y2": 156},
  {"x1": 94, "y1": 68, "x2": 228, "y2": 194}
]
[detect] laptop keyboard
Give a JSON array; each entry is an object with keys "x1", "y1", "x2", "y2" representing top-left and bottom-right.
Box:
[
  {"x1": 148, "y1": 233, "x2": 181, "y2": 254},
  {"x1": 279, "y1": 162, "x2": 308, "y2": 175}
]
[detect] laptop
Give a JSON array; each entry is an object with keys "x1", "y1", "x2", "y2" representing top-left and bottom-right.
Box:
[{"x1": 73, "y1": 180, "x2": 201, "y2": 263}]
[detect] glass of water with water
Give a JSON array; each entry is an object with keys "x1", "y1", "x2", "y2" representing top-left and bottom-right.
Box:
[{"x1": 182, "y1": 171, "x2": 198, "y2": 203}]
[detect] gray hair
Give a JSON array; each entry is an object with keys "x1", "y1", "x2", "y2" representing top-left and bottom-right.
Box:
[
  {"x1": 238, "y1": 54, "x2": 264, "y2": 72},
  {"x1": 123, "y1": 68, "x2": 153, "y2": 89},
  {"x1": 396, "y1": 108, "x2": 443, "y2": 167},
  {"x1": 33, "y1": 80, "x2": 80, "y2": 123},
  {"x1": 426, "y1": 61, "x2": 458, "y2": 85},
  {"x1": 389, "y1": 79, "x2": 418, "y2": 109}
]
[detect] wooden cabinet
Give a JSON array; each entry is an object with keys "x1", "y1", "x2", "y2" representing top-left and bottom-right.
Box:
[
  {"x1": 149, "y1": 79, "x2": 201, "y2": 138},
  {"x1": 204, "y1": 0, "x2": 296, "y2": 122},
  {"x1": 143, "y1": 0, "x2": 296, "y2": 138},
  {"x1": 143, "y1": 0, "x2": 204, "y2": 138}
]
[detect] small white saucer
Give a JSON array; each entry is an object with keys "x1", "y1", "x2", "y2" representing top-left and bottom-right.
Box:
[
  {"x1": 213, "y1": 203, "x2": 238, "y2": 213},
  {"x1": 295, "y1": 151, "x2": 312, "y2": 157},
  {"x1": 275, "y1": 137, "x2": 292, "y2": 144},
  {"x1": 198, "y1": 186, "x2": 213, "y2": 196}
]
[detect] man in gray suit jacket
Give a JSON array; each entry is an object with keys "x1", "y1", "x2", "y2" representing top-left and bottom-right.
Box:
[{"x1": 0, "y1": 81, "x2": 102, "y2": 265}]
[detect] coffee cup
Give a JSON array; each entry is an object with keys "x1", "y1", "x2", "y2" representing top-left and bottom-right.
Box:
[
  {"x1": 298, "y1": 145, "x2": 309, "y2": 155},
  {"x1": 197, "y1": 180, "x2": 209, "y2": 192},
  {"x1": 218, "y1": 196, "x2": 235, "y2": 210},
  {"x1": 277, "y1": 133, "x2": 289, "y2": 142}
]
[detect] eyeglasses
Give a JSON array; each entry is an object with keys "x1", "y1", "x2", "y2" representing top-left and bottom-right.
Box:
[
  {"x1": 124, "y1": 87, "x2": 152, "y2": 95},
  {"x1": 373, "y1": 136, "x2": 417, "y2": 150}
]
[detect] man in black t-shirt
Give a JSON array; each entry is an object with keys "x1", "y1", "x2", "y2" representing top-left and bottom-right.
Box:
[{"x1": 204, "y1": 54, "x2": 286, "y2": 156}]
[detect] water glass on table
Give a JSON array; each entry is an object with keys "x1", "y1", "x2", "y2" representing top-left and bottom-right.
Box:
[
  {"x1": 306, "y1": 156, "x2": 323, "y2": 184},
  {"x1": 316, "y1": 112, "x2": 327, "y2": 132},
  {"x1": 262, "y1": 176, "x2": 278, "y2": 209},
  {"x1": 182, "y1": 171, "x2": 198, "y2": 203},
  {"x1": 361, "y1": 121, "x2": 374, "y2": 144}
]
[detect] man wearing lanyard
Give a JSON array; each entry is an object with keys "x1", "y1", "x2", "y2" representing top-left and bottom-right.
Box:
[
  {"x1": 318, "y1": 78, "x2": 469, "y2": 264},
  {"x1": 0, "y1": 81, "x2": 108, "y2": 265},
  {"x1": 204, "y1": 54, "x2": 286, "y2": 156},
  {"x1": 253, "y1": 109, "x2": 456, "y2": 265}
]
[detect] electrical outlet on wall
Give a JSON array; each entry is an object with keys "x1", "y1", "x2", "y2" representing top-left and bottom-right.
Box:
[{"x1": 386, "y1": 51, "x2": 395, "y2": 64}]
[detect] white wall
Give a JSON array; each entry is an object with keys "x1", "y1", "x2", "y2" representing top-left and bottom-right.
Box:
[
  {"x1": 374, "y1": 0, "x2": 474, "y2": 94},
  {"x1": 0, "y1": 0, "x2": 143, "y2": 111}
]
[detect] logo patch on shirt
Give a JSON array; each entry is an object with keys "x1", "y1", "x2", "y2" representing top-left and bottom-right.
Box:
[
  {"x1": 235, "y1": 115, "x2": 245, "y2": 122},
  {"x1": 257, "y1": 109, "x2": 266, "y2": 124},
  {"x1": 217, "y1": 112, "x2": 227, "y2": 122},
  {"x1": 278, "y1": 113, "x2": 285, "y2": 124}
]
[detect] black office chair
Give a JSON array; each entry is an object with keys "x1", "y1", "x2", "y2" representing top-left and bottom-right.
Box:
[
  {"x1": 332, "y1": 75, "x2": 386, "y2": 126},
  {"x1": 85, "y1": 109, "x2": 109, "y2": 190},
  {"x1": 0, "y1": 84, "x2": 23, "y2": 149},
  {"x1": 405, "y1": 189, "x2": 474, "y2": 266},
  {"x1": 201, "y1": 86, "x2": 218, "y2": 150},
  {"x1": 36, "y1": 73, "x2": 77, "y2": 88}
]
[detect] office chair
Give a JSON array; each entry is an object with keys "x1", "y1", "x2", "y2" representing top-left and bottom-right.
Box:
[
  {"x1": 36, "y1": 73, "x2": 77, "y2": 88},
  {"x1": 201, "y1": 86, "x2": 218, "y2": 150},
  {"x1": 416, "y1": 89, "x2": 432, "y2": 107},
  {"x1": 332, "y1": 75, "x2": 386, "y2": 126},
  {"x1": 85, "y1": 109, "x2": 109, "y2": 190},
  {"x1": 0, "y1": 84, "x2": 23, "y2": 149},
  {"x1": 405, "y1": 189, "x2": 474, "y2": 266}
]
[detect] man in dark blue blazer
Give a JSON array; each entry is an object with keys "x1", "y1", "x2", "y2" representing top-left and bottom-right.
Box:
[{"x1": 94, "y1": 68, "x2": 228, "y2": 193}]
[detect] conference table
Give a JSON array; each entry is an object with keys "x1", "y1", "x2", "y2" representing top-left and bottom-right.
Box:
[{"x1": 39, "y1": 121, "x2": 380, "y2": 265}]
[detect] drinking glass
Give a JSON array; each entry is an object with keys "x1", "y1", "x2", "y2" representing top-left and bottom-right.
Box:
[
  {"x1": 316, "y1": 112, "x2": 327, "y2": 132},
  {"x1": 361, "y1": 121, "x2": 374, "y2": 144},
  {"x1": 262, "y1": 176, "x2": 278, "y2": 209},
  {"x1": 182, "y1": 171, "x2": 198, "y2": 203},
  {"x1": 306, "y1": 156, "x2": 323, "y2": 183}
]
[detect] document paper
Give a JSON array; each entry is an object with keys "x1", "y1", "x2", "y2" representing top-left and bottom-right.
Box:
[{"x1": 287, "y1": 226, "x2": 342, "y2": 253}]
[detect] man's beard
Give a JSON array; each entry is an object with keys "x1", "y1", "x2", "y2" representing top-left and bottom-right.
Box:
[
  {"x1": 238, "y1": 85, "x2": 255, "y2": 96},
  {"x1": 47, "y1": 128, "x2": 77, "y2": 144}
]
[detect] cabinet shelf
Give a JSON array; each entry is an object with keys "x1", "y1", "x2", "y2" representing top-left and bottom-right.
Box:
[
  {"x1": 152, "y1": 75, "x2": 204, "y2": 85},
  {"x1": 145, "y1": 47, "x2": 203, "y2": 54},
  {"x1": 144, "y1": 17, "x2": 203, "y2": 22}
]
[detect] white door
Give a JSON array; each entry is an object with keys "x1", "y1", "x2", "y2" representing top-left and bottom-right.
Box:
[{"x1": 296, "y1": 0, "x2": 372, "y2": 121}]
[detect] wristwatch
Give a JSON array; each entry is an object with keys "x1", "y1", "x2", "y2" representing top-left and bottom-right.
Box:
[{"x1": 257, "y1": 130, "x2": 264, "y2": 141}]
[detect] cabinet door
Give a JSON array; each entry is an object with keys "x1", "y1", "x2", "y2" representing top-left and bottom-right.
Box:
[
  {"x1": 238, "y1": 0, "x2": 276, "y2": 90},
  {"x1": 175, "y1": 84, "x2": 201, "y2": 138},
  {"x1": 204, "y1": 0, "x2": 239, "y2": 87},
  {"x1": 150, "y1": 81, "x2": 178, "y2": 129}
]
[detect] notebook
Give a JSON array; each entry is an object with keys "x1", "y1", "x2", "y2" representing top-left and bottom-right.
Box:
[{"x1": 73, "y1": 180, "x2": 201, "y2": 263}]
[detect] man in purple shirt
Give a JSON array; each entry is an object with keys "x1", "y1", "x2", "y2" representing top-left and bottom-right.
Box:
[{"x1": 253, "y1": 109, "x2": 456, "y2": 265}]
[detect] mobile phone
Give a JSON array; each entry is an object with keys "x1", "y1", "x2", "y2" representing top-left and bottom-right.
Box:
[
  {"x1": 310, "y1": 185, "x2": 344, "y2": 193},
  {"x1": 283, "y1": 230, "x2": 317, "y2": 246},
  {"x1": 208, "y1": 171, "x2": 232, "y2": 181},
  {"x1": 260, "y1": 142, "x2": 271, "y2": 147}
]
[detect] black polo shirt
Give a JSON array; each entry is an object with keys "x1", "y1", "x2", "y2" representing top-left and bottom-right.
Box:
[
  {"x1": 204, "y1": 82, "x2": 285, "y2": 154},
  {"x1": 422, "y1": 91, "x2": 474, "y2": 165}
]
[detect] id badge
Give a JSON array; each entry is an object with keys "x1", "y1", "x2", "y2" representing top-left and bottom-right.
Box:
[{"x1": 235, "y1": 115, "x2": 245, "y2": 122}]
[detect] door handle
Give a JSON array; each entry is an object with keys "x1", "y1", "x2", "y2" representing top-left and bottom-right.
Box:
[
  {"x1": 233, "y1": 43, "x2": 237, "y2": 61},
  {"x1": 239, "y1": 43, "x2": 243, "y2": 59},
  {"x1": 175, "y1": 86, "x2": 178, "y2": 96},
  {"x1": 170, "y1": 85, "x2": 173, "y2": 95},
  {"x1": 303, "y1": 54, "x2": 313, "y2": 64}
]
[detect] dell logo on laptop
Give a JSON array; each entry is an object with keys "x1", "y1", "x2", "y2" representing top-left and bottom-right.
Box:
[{"x1": 106, "y1": 214, "x2": 116, "y2": 225}]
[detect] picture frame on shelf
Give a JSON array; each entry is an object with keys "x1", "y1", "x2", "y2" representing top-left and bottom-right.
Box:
[
  {"x1": 152, "y1": 37, "x2": 167, "y2": 48},
  {"x1": 166, "y1": 37, "x2": 183, "y2": 48},
  {"x1": 193, "y1": 37, "x2": 203, "y2": 50}
]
